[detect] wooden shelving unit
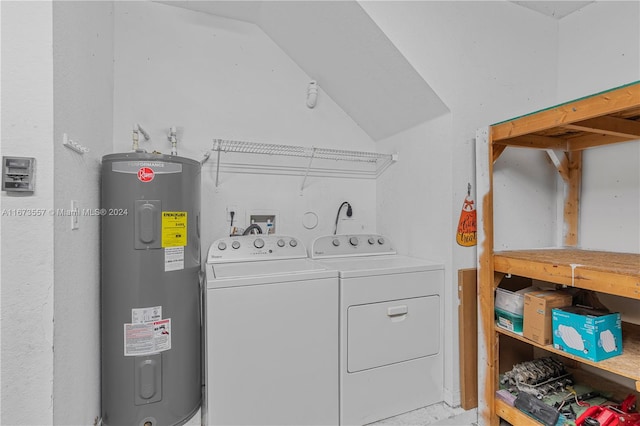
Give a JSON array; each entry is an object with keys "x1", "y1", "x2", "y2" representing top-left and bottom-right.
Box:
[{"x1": 476, "y1": 82, "x2": 640, "y2": 425}]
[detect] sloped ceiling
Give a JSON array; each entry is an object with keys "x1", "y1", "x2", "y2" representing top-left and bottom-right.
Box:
[
  {"x1": 157, "y1": 1, "x2": 596, "y2": 139},
  {"x1": 510, "y1": 1, "x2": 595, "y2": 19},
  {"x1": 159, "y1": 1, "x2": 449, "y2": 141}
]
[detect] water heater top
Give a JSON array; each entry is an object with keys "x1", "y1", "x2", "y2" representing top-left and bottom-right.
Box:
[
  {"x1": 207, "y1": 235, "x2": 307, "y2": 263},
  {"x1": 310, "y1": 234, "x2": 396, "y2": 259},
  {"x1": 102, "y1": 151, "x2": 201, "y2": 168}
]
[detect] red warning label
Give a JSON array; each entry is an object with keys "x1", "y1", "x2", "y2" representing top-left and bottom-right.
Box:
[
  {"x1": 137, "y1": 167, "x2": 155, "y2": 182},
  {"x1": 123, "y1": 318, "x2": 172, "y2": 356}
]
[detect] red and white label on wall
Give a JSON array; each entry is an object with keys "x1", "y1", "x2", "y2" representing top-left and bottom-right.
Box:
[{"x1": 137, "y1": 167, "x2": 155, "y2": 182}]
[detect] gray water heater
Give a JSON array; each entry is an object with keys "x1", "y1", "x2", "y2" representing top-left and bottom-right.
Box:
[{"x1": 101, "y1": 152, "x2": 201, "y2": 426}]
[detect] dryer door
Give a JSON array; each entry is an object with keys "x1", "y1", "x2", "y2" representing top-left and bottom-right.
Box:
[{"x1": 347, "y1": 295, "x2": 440, "y2": 372}]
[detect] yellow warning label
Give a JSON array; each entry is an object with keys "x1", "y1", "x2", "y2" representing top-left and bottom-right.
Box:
[{"x1": 162, "y1": 211, "x2": 187, "y2": 248}]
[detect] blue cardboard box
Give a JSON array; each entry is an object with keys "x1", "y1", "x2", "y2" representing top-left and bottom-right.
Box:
[{"x1": 552, "y1": 306, "x2": 622, "y2": 362}]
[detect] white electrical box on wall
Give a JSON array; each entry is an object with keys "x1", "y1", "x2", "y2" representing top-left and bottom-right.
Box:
[{"x1": 2, "y1": 156, "x2": 36, "y2": 192}]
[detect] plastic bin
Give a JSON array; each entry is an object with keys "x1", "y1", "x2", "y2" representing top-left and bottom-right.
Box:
[
  {"x1": 495, "y1": 287, "x2": 535, "y2": 316},
  {"x1": 495, "y1": 307, "x2": 524, "y2": 333}
]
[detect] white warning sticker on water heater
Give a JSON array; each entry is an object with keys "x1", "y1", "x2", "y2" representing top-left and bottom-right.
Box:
[
  {"x1": 123, "y1": 318, "x2": 172, "y2": 356},
  {"x1": 131, "y1": 306, "x2": 162, "y2": 324},
  {"x1": 164, "y1": 246, "x2": 184, "y2": 271}
]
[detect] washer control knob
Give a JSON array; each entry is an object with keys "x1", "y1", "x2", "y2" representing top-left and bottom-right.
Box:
[
  {"x1": 289, "y1": 239, "x2": 298, "y2": 247},
  {"x1": 349, "y1": 236, "x2": 359, "y2": 246},
  {"x1": 277, "y1": 239, "x2": 285, "y2": 247},
  {"x1": 332, "y1": 238, "x2": 341, "y2": 247},
  {"x1": 254, "y1": 238, "x2": 265, "y2": 249},
  {"x1": 231, "y1": 241, "x2": 241, "y2": 249},
  {"x1": 217, "y1": 242, "x2": 227, "y2": 251},
  {"x1": 378, "y1": 237, "x2": 385, "y2": 245},
  {"x1": 368, "y1": 237, "x2": 375, "y2": 245}
]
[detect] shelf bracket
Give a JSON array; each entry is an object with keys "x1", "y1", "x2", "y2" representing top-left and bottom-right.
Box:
[
  {"x1": 300, "y1": 147, "x2": 317, "y2": 194},
  {"x1": 545, "y1": 149, "x2": 581, "y2": 246},
  {"x1": 492, "y1": 144, "x2": 507, "y2": 163},
  {"x1": 214, "y1": 139, "x2": 222, "y2": 187},
  {"x1": 545, "y1": 149, "x2": 570, "y2": 183}
]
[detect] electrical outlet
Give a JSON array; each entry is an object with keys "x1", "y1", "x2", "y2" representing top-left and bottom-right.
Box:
[{"x1": 341, "y1": 210, "x2": 354, "y2": 221}]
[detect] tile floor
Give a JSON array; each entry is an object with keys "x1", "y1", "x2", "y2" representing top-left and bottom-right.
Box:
[
  {"x1": 191, "y1": 402, "x2": 478, "y2": 426},
  {"x1": 369, "y1": 403, "x2": 478, "y2": 426}
]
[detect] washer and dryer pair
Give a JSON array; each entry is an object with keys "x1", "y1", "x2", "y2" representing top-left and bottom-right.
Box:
[{"x1": 205, "y1": 234, "x2": 443, "y2": 426}]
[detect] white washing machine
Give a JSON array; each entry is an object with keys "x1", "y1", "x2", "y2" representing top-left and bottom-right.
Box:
[
  {"x1": 311, "y1": 234, "x2": 444, "y2": 426},
  {"x1": 205, "y1": 235, "x2": 339, "y2": 426}
]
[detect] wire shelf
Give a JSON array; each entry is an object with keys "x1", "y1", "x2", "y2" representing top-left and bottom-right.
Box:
[
  {"x1": 209, "y1": 139, "x2": 397, "y2": 192},
  {"x1": 212, "y1": 139, "x2": 391, "y2": 163}
]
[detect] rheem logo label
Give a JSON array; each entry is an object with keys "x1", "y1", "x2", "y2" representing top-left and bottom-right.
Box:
[{"x1": 137, "y1": 167, "x2": 155, "y2": 182}]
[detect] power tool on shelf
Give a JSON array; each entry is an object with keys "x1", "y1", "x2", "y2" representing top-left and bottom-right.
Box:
[{"x1": 576, "y1": 395, "x2": 640, "y2": 426}]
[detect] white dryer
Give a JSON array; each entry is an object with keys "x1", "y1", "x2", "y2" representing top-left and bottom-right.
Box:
[
  {"x1": 311, "y1": 234, "x2": 444, "y2": 426},
  {"x1": 205, "y1": 235, "x2": 339, "y2": 426}
]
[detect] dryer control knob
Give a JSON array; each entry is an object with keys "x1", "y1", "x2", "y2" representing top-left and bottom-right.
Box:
[
  {"x1": 368, "y1": 237, "x2": 375, "y2": 245},
  {"x1": 254, "y1": 238, "x2": 265, "y2": 249},
  {"x1": 332, "y1": 238, "x2": 340, "y2": 247},
  {"x1": 277, "y1": 239, "x2": 285, "y2": 247},
  {"x1": 289, "y1": 239, "x2": 298, "y2": 247},
  {"x1": 217, "y1": 242, "x2": 227, "y2": 251},
  {"x1": 232, "y1": 241, "x2": 241, "y2": 249},
  {"x1": 378, "y1": 237, "x2": 385, "y2": 245},
  {"x1": 349, "y1": 236, "x2": 359, "y2": 246}
]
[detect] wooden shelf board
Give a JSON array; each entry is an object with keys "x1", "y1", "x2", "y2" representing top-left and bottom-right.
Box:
[
  {"x1": 495, "y1": 322, "x2": 640, "y2": 383},
  {"x1": 494, "y1": 249, "x2": 640, "y2": 300},
  {"x1": 491, "y1": 82, "x2": 640, "y2": 141},
  {"x1": 494, "y1": 133, "x2": 639, "y2": 152}
]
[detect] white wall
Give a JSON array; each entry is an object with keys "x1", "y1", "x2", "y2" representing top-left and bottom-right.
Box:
[
  {"x1": 558, "y1": 1, "x2": 640, "y2": 323},
  {"x1": 558, "y1": 0, "x2": 640, "y2": 254},
  {"x1": 52, "y1": 1, "x2": 114, "y2": 423},
  {"x1": 361, "y1": 0, "x2": 559, "y2": 405},
  {"x1": 558, "y1": 1, "x2": 639, "y2": 102},
  {"x1": 0, "y1": 2, "x2": 55, "y2": 424},
  {"x1": 112, "y1": 1, "x2": 378, "y2": 254},
  {"x1": 376, "y1": 114, "x2": 454, "y2": 404}
]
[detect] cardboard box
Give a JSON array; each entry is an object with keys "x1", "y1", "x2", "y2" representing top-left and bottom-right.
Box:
[
  {"x1": 552, "y1": 306, "x2": 623, "y2": 362},
  {"x1": 523, "y1": 290, "x2": 572, "y2": 345}
]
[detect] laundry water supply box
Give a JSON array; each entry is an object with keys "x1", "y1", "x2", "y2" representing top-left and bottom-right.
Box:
[
  {"x1": 494, "y1": 287, "x2": 535, "y2": 334},
  {"x1": 523, "y1": 290, "x2": 572, "y2": 345},
  {"x1": 552, "y1": 306, "x2": 622, "y2": 362}
]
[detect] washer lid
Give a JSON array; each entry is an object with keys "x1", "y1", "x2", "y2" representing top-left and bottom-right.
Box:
[
  {"x1": 208, "y1": 258, "x2": 337, "y2": 288},
  {"x1": 315, "y1": 255, "x2": 443, "y2": 278}
]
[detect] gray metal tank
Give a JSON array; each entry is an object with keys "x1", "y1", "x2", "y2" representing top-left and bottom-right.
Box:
[{"x1": 101, "y1": 152, "x2": 201, "y2": 426}]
